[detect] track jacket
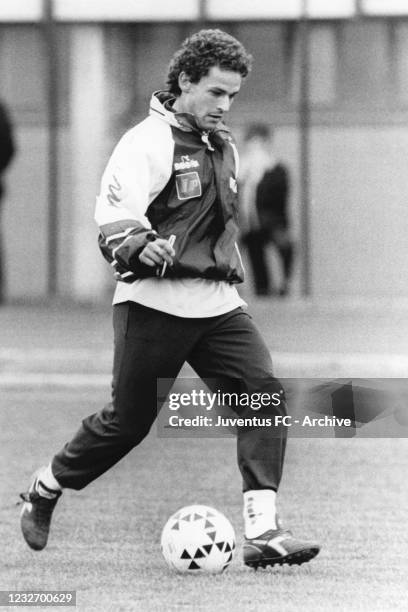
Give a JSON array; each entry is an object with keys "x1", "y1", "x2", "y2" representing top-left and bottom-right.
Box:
[{"x1": 96, "y1": 91, "x2": 245, "y2": 289}]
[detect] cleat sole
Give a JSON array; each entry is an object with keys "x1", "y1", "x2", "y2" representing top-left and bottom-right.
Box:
[{"x1": 245, "y1": 546, "x2": 320, "y2": 569}]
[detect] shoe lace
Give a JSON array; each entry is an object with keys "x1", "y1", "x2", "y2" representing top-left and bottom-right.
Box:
[
  {"x1": 262, "y1": 527, "x2": 294, "y2": 540},
  {"x1": 17, "y1": 491, "x2": 57, "y2": 518},
  {"x1": 17, "y1": 490, "x2": 40, "y2": 505},
  {"x1": 18, "y1": 492, "x2": 31, "y2": 504}
]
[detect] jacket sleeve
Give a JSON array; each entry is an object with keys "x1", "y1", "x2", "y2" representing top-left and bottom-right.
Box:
[{"x1": 95, "y1": 129, "x2": 165, "y2": 282}]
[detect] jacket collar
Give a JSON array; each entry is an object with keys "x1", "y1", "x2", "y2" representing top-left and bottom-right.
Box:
[{"x1": 149, "y1": 90, "x2": 231, "y2": 141}]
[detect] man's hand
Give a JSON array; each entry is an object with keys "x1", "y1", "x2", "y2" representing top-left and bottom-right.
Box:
[{"x1": 139, "y1": 237, "x2": 175, "y2": 268}]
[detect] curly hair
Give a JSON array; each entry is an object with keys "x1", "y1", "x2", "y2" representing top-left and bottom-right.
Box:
[{"x1": 166, "y1": 29, "x2": 253, "y2": 96}]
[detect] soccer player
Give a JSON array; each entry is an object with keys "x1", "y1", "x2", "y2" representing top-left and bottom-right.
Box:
[{"x1": 20, "y1": 29, "x2": 320, "y2": 569}]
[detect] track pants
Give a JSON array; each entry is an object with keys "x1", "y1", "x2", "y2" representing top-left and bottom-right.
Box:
[
  {"x1": 244, "y1": 228, "x2": 294, "y2": 295},
  {"x1": 52, "y1": 302, "x2": 287, "y2": 492}
]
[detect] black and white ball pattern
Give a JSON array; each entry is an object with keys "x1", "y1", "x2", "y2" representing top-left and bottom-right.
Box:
[{"x1": 161, "y1": 505, "x2": 236, "y2": 573}]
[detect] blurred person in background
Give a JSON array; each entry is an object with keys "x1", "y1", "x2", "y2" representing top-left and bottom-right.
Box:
[
  {"x1": 19, "y1": 29, "x2": 319, "y2": 569},
  {"x1": 240, "y1": 124, "x2": 294, "y2": 297},
  {"x1": 0, "y1": 100, "x2": 16, "y2": 304}
]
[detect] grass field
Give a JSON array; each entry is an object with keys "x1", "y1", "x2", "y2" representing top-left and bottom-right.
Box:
[
  {"x1": 1, "y1": 386, "x2": 407, "y2": 611},
  {"x1": 1, "y1": 302, "x2": 408, "y2": 611}
]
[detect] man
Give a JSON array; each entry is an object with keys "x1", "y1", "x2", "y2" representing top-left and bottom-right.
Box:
[
  {"x1": 240, "y1": 124, "x2": 294, "y2": 296},
  {"x1": 20, "y1": 29, "x2": 319, "y2": 569},
  {"x1": 0, "y1": 100, "x2": 16, "y2": 303}
]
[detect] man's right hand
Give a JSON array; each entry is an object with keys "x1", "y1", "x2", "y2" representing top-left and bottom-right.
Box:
[{"x1": 139, "y1": 238, "x2": 175, "y2": 268}]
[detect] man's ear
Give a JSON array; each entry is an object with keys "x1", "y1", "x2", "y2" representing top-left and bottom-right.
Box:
[{"x1": 178, "y1": 71, "x2": 191, "y2": 93}]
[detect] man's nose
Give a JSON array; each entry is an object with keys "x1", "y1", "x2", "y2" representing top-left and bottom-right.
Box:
[{"x1": 217, "y1": 95, "x2": 231, "y2": 113}]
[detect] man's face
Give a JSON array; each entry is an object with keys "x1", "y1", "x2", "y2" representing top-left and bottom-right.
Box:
[{"x1": 174, "y1": 65, "x2": 242, "y2": 131}]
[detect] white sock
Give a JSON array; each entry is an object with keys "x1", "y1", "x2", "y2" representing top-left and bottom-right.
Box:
[
  {"x1": 243, "y1": 490, "x2": 278, "y2": 538},
  {"x1": 36, "y1": 464, "x2": 62, "y2": 497}
]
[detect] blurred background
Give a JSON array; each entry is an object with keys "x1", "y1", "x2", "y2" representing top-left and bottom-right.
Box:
[{"x1": 2, "y1": 0, "x2": 408, "y2": 303}]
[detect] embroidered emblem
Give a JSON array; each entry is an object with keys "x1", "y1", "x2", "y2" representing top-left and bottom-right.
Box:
[
  {"x1": 175, "y1": 172, "x2": 202, "y2": 200},
  {"x1": 174, "y1": 155, "x2": 200, "y2": 171},
  {"x1": 107, "y1": 175, "x2": 121, "y2": 206}
]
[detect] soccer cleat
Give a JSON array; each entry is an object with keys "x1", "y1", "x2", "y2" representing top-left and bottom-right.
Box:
[
  {"x1": 19, "y1": 470, "x2": 61, "y2": 551},
  {"x1": 244, "y1": 527, "x2": 320, "y2": 569}
]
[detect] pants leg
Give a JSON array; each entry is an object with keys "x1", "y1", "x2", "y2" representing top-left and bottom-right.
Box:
[
  {"x1": 271, "y1": 229, "x2": 294, "y2": 290},
  {"x1": 187, "y1": 308, "x2": 287, "y2": 492},
  {"x1": 52, "y1": 302, "x2": 201, "y2": 489},
  {"x1": 243, "y1": 231, "x2": 271, "y2": 295},
  {"x1": 279, "y1": 242, "x2": 294, "y2": 282}
]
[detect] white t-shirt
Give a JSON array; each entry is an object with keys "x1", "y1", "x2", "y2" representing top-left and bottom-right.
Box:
[{"x1": 113, "y1": 277, "x2": 246, "y2": 318}]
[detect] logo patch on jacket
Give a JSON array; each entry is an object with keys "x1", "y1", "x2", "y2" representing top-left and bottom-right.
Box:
[
  {"x1": 175, "y1": 172, "x2": 202, "y2": 200},
  {"x1": 174, "y1": 155, "x2": 200, "y2": 171}
]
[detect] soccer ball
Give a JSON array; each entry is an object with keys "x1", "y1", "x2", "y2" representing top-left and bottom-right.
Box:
[{"x1": 161, "y1": 504, "x2": 236, "y2": 574}]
